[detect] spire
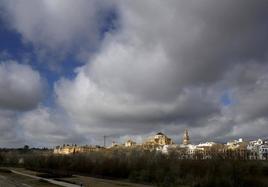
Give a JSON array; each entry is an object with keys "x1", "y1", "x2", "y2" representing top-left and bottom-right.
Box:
[{"x1": 183, "y1": 129, "x2": 190, "y2": 145}]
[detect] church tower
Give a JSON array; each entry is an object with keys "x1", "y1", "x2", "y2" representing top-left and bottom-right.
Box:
[{"x1": 182, "y1": 129, "x2": 190, "y2": 145}]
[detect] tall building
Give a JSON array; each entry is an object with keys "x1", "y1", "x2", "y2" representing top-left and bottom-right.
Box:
[
  {"x1": 145, "y1": 132, "x2": 173, "y2": 146},
  {"x1": 183, "y1": 129, "x2": 190, "y2": 145}
]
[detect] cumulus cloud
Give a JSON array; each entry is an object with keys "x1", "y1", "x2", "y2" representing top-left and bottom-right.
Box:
[
  {"x1": 53, "y1": 0, "x2": 268, "y2": 143},
  {"x1": 1, "y1": 0, "x2": 268, "y2": 146},
  {"x1": 0, "y1": 110, "x2": 23, "y2": 147},
  {"x1": 0, "y1": 105, "x2": 87, "y2": 148},
  {"x1": 56, "y1": 72, "x2": 219, "y2": 136},
  {"x1": 1, "y1": 0, "x2": 117, "y2": 64},
  {"x1": 233, "y1": 81, "x2": 268, "y2": 122},
  {"x1": 18, "y1": 106, "x2": 87, "y2": 147},
  {"x1": 0, "y1": 61, "x2": 44, "y2": 110}
]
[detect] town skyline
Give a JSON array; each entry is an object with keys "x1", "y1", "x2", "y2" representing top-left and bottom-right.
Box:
[{"x1": 54, "y1": 130, "x2": 268, "y2": 161}]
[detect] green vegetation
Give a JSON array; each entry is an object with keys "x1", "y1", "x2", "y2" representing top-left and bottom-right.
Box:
[{"x1": 1, "y1": 148, "x2": 268, "y2": 187}]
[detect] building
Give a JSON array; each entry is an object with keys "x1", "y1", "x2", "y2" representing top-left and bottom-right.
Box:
[
  {"x1": 196, "y1": 142, "x2": 217, "y2": 159},
  {"x1": 53, "y1": 144, "x2": 77, "y2": 154},
  {"x1": 125, "y1": 139, "x2": 136, "y2": 147},
  {"x1": 226, "y1": 138, "x2": 244, "y2": 150},
  {"x1": 247, "y1": 139, "x2": 263, "y2": 160},
  {"x1": 53, "y1": 130, "x2": 268, "y2": 160},
  {"x1": 197, "y1": 142, "x2": 216, "y2": 147},
  {"x1": 224, "y1": 139, "x2": 249, "y2": 159},
  {"x1": 258, "y1": 144, "x2": 268, "y2": 160},
  {"x1": 53, "y1": 144, "x2": 103, "y2": 154},
  {"x1": 182, "y1": 129, "x2": 190, "y2": 145},
  {"x1": 144, "y1": 132, "x2": 174, "y2": 146},
  {"x1": 110, "y1": 141, "x2": 120, "y2": 148},
  {"x1": 247, "y1": 139, "x2": 268, "y2": 160}
]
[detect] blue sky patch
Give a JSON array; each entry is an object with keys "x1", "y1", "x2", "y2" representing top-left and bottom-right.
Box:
[{"x1": 220, "y1": 91, "x2": 234, "y2": 106}]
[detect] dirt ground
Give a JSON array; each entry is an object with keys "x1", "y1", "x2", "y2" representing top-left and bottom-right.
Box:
[{"x1": 1, "y1": 168, "x2": 154, "y2": 187}]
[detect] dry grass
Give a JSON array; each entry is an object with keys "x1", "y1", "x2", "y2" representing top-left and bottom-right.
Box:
[
  {"x1": 58, "y1": 175, "x2": 154, "y2": 187},
  {"x1": 2, "y1": 167, "x2": 155, "y2": 187},
  {"x1": 0, "y1": 169, "x2": 60, "y2": 187}
]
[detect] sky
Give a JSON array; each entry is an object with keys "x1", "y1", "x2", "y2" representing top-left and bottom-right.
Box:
[{"x1": 0, "y1": 0, "x2": 268, "y2": 148}]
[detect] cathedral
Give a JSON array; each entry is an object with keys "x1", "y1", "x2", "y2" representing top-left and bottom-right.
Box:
[{"x1": 145, "y1": 132, "x2": 174, "y2": 146}]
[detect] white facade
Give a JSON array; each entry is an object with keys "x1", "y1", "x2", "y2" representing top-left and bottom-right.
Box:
[
  {"x1": 197, "y1": 142, "x2": 215, "y2": 147},
  {"x1": 125, "y1": 139, "x2": 136, "y2": 147},
  {"x1": 258, "y1": 144, "x2": 268, "y2": 160},
  {"x1": 246, "y1": 139, "x2": 268, "y2": 160},
  {"x1": 227, "y1": 138, "x2": 243, "y2": 146},
  {"x1": 248, "y1": 139, "x2": 263, "y2": 147}
]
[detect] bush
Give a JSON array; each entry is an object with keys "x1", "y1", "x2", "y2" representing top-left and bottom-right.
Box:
[{"x1": 1, "y1": 149, "x2": 268, "y2": 187}]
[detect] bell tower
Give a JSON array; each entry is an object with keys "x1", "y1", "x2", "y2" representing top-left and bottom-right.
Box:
[{"x1": 182, "y1": 129, "x2": 190, "y2": 145}]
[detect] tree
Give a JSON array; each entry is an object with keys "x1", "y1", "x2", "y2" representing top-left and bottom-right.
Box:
[{"x1": 24, "y1": 145, "x2": 29, "y2": 150}]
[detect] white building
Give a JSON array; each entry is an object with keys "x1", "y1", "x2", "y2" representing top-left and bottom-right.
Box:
[
  {"x1": 258, "y1": 144, "x2": 268, "y2": 160},
  {"x1": 125, "y1": 139, "x2": 136, "y2": 147},
  {"x1": 227, "y1": 138, "x2": 243, "y2": 145},
  {"x1": 226, "y1": 138, "x2": 244, "y2": 150},
  {"x1": 247, "y1": 139, "x2": 268, "y2": 160},
  {"x1": 248, "y1": 139, "x2": 263, "y2": 147},
  {"x1": 197, "y1": 142, "x2": 216, "y2": 147},
  {"x1": 161, "y1": 144, "x2": 178, "y2": 154}
]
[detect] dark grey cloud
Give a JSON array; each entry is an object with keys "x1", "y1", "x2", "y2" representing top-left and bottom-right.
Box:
[
  {"x1": 231, "y1": 70, "x2": 268, "y2": 122},
  {"x1": 54, "y1": 0, "x2": 268, "y2": 143},
  {"x1": 117, "y1": 0, "x2": 268, "y2": 89}
]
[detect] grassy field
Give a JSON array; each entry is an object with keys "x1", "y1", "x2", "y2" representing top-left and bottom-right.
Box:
[
  {"x1": 58, "y1": 175, "x2": 154, "y2": 187},
  {"x1": 2, "y1": 168, "x2": 155, "y2": 187},
  {"x1": 0, "y1": 168, "x2": 60, "y2": 187}
]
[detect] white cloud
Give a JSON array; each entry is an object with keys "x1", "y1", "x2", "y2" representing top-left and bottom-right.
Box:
[
  {"x1": 18, "y1": 106, "x2": 87, "y2": 147},
  {"x1": 2, "y1": 0, "x2": 117, "y2": 63},
  {"x1": 0, "y1": 61, "x2": 44, "y2": 110},
  {"x1": 0, "y1": 110, "x2": 23, "y2": 147}
]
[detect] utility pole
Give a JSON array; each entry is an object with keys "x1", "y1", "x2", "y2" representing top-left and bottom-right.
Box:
[{"x1": 103, "y1": 135, "x2": 107, "y2": 148}]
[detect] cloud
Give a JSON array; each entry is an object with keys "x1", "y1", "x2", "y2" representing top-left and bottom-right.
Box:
[
  {"x1": 1, "y1": 0, "x2": 268, "y2": 146},
  {"x1": 18, "y1": 106, "x2": 87, "y2": 147},
  {"x1": 116, "y1": 0, "x2": 268, "y2": 86},
  {"x1": 0, "y1": 105, "x2": 87, "y2": 148},
  {"x1": 56, "y1": 72, "x2": 219, "y2": 136},
  {"x1": 220, "y1": 66, "x2": 268, "y2": 139},
  {"x1": 55, "y1": 0, "x2": 268, "y2": 142},
  {"x1": 0, "y1": 110, "x2": 23, "y2": 147},
  {"x1": 0, "y1": 61, "x2": 44, "y2": 110},
  {"x1": 1, "y1": 0, "x2": 118, "y2": 64}
]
